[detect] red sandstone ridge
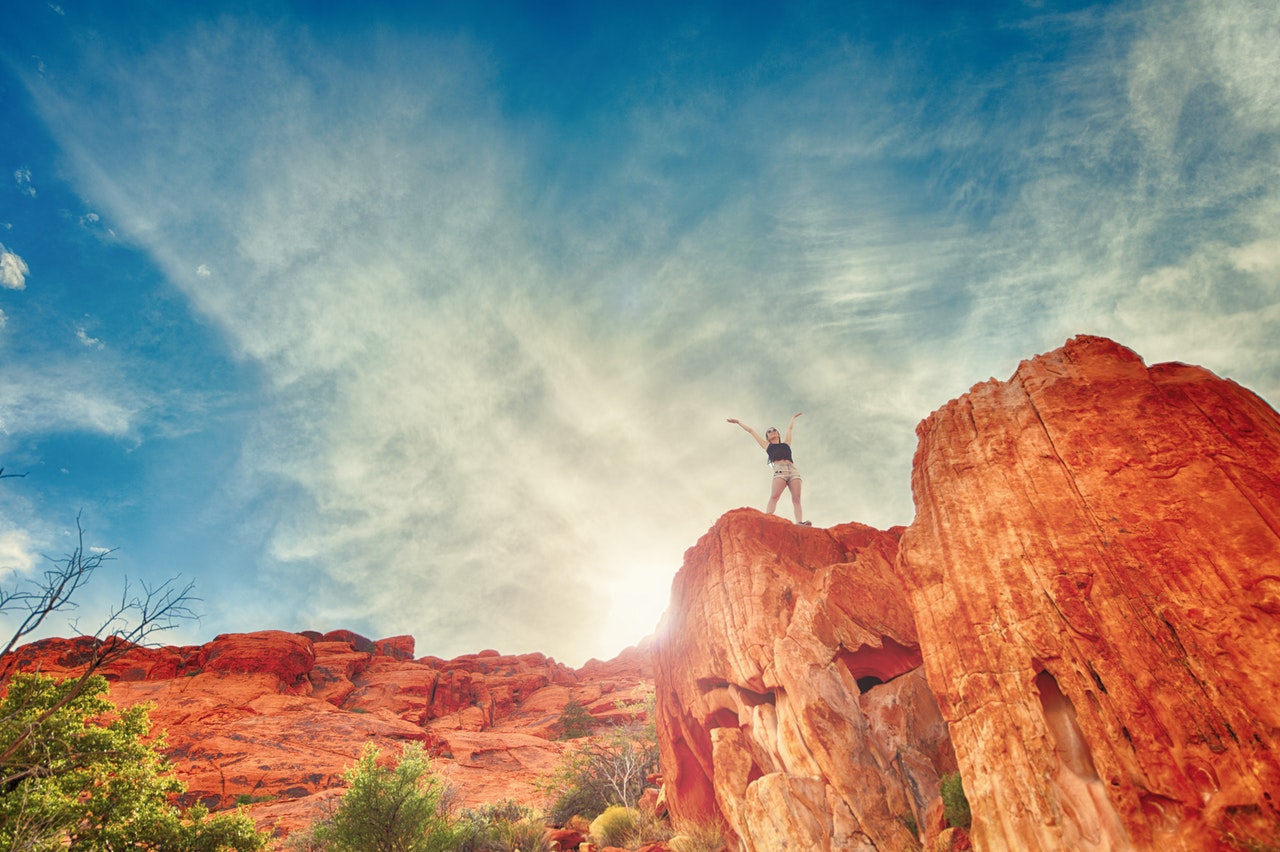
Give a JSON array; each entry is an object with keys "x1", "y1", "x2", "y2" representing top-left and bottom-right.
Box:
[
  {"x1": 897, "y1": 335, "x2": 1280, "y2": 850},
  {"x1": 653, "y1": 510, "x2": 958, "y2": 850},
  {"x1": 1, "y1": 629, "x2": 655, "y2": 846}
]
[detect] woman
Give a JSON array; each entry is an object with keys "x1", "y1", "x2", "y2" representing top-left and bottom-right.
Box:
[{"x1": 726, "y1": 412, "x2": 810, "y2": 525}]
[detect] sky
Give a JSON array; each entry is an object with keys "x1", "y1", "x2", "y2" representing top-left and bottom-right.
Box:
[{"x1": 1, "y1": 0, "x2": 1277, "y2": 667}]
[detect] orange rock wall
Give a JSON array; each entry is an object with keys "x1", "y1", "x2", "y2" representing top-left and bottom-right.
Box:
[
  {"x1": 653, "y1": 510, "x2": 955, "y2": 851},
  {"x1": 898, "y1": 335, "x2": 1280, "y2": 850}
]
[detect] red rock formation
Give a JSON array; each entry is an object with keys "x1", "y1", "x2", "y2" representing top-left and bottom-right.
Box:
[
  {"x1": 898, "y1": 335, "x2": 1280, "y2": 850},
  {"x1": 1, "y1": 630, "x2": 654, "y2": 846},
  {"x1": 653, "y1": 509, "x2": 956, "y2": 851},
  {"x1": 11, "y1": 335, "x2": 1277, "y2": 851}
]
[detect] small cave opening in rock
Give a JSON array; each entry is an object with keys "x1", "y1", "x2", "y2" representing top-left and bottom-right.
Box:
[
  {"x1": 1035, "y1": 669, "x2": 1100, "y2": 782},
  {"x1": 838, "y1": 636, "x2": 923, "y2": 690},
  {"x1": 855, "y1": 675, "x2": 885, "y2": 694},
  {"x1": 707, "y1": 708, "x2": 740, "y2": 730}
]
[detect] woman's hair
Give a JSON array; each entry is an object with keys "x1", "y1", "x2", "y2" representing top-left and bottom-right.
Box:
[{"x1": 766, "y1": 427, "x2": 779, "y2": 436}]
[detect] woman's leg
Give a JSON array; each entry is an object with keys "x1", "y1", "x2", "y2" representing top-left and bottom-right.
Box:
[
  {"x1": 788, "y1": 478, "x2": 804, "y2": 523},
  {"x1": 765, "y1": 476, "x2": 788, "y2": 514}
]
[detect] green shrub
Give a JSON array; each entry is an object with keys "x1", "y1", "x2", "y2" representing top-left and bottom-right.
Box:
[
  {"x1": 494, "y1": 817, "x2": 551, "y2": 852},
  {"x1": 310, "y1": 743, "x2": 458, "y2": 852},
  {"x1": 235, "y1": 793, "x2": 277, "y2": 806},
  {"x1": 554, "y1": 699, "x2": 597, "y2": 739},
  {"x1": 454, "y1": 800, "x2": 551, "y2": 852},
  {"x1": 940, "y1": 772, "x2": 972, "y2": 830},
  {"x1": 0, "y1": 672, "x2": 268, "y2": 851},
  {"x1": 590, "y1": 805, "x2": 639, "y2": 848}
]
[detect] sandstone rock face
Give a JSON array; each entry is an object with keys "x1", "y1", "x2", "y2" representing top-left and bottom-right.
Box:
[
  {"x1": 898, "y1": 335, "x2": 1280, "y2": 850},
  {"x1": 2, "y1": 630, "x2": 653, "y2": 847},
  {"x1": 653, "y1": 509, "x2": 957, "y2": 851}
]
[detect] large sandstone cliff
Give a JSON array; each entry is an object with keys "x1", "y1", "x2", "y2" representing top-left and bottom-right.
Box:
[
  {"x1": 898, "y1": 335, "x2": 1280, "y2": 850},
  {"x1": 654, "y1": 335, "x2": 1280, "y2": 851}
]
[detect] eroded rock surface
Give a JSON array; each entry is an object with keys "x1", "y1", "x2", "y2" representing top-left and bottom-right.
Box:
[
  {"x1": 898, "y1": 335, "x2": 1280, "y2": 850},
  {"x1": 653, "y1": 510, "x2": 957, "y2": 851}
]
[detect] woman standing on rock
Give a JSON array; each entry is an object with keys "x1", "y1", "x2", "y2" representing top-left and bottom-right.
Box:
[{"x1": 726, "y1": 412, "x2": 810, "y2": 526}]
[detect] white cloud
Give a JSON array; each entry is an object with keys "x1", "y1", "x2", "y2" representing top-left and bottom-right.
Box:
[
  {"x1": 0, "y1": 309, "x2": 7, "y2": 329},
  {"x1": 0, "y1": 244, "x2": 29, "y2": 290},
  {"x1": 76, "y1": 326, "x2": 105, "y2": 349},
  {"x1": 196, "y1": 264, "x2": 212, "y2": 277},
  {"x1": 0, "y1": 528, "x2": 37, "y2": 580},
  {"x1": 13, "y1": 169, "x2": 36, "y2": 198}
]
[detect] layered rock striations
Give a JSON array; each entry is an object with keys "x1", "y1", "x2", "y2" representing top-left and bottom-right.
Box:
[
  {"x1": 653, "y1": 511, "x2": 957, "y2": 851},
  {"x1": 897, "y1": 335, "x2": 1280, "y2": 850}
]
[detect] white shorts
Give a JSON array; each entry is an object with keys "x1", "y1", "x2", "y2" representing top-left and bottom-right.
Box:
[{"x1": 771, "y1": 460, "x2": 802, "y2": 483}]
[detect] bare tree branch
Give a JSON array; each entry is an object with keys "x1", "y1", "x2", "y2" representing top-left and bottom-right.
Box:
[
  {"x1": 0, "y1": 512, "x2": 202, "y2": 774},
  {"x1": 0, "y1": 514, "x2": 111, "y2": 662}
]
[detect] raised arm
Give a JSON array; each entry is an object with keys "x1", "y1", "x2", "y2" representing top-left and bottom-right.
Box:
[
  {"x1": 727, "y1": 418, "x2": 769, "y2": 450},
  {"x1": 784, "y1": 412, "x2": 803, "y2": 444}
]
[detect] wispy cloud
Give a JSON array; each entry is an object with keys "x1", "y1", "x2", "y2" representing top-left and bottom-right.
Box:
[
  {"x1": 12, "y1": 1, "x2": 1280, "y2": 662},
  {"x1": 0, "y1": 361, "x2": 144, "y2": 438}
]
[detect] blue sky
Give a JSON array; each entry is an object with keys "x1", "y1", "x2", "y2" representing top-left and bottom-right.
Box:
[{"x1": 1, "y1": 0, "x2": 1277, "y2": 666}]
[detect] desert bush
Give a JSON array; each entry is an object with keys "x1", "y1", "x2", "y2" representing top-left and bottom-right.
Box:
[
  {"x1": 553, "y1": 699, "x2": 597, "y2": 739},
  {"x1": 590, "y1": 805, "x2": 639, "y2": 848},
  {"x1": 308, "y1": 742, "x2": 458, "y2": 852},
  {"x1": 620, "y1": 806, "x2": 674, "y2": 847},
  {"x1": 539, "y1": 689, "x2": 660, "y2": 823},
  {"x1": 283, "y1": 825, "x2": 326, "y2": 852},
  {"x1": 454, "y1": 800, "x2": 551, "y2": 852},
  {"x1": 940, "y1": 772, "x2": 972, "y2": 830},
  {"x1": 669, "y1": 816, "x2": 730, "y2": 852}
]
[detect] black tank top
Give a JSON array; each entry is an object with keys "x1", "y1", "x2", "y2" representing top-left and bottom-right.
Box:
[{"x1": 767, "y1": 442, "x2": 793, "y2": 462}]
